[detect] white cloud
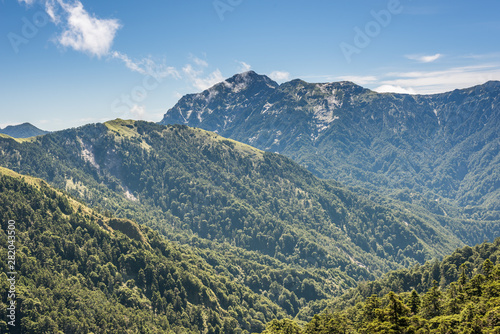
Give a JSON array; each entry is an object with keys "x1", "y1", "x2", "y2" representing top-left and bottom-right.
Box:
[
  {"x1": 273, "y1": 61, "x2": 500, "y2": 95},
  {"x1": 343, "y1": 63, "x2": 500, "y2": 95},
  {"x1": 238, "y1": 61, "x2": 252, "y2": 72},
  {"x1": 183, "y1": 64, "x2": 224, "y2": 91},
  {"x1": 16, "y1": 0, "x2": 182, "y2": 86},
  {"x1": 17, "y1": 0, "x2": 36, "y2": 5},
  {"x1": 112, "y1": 51, "x2": 180, "y2": 80},
  {"x1": 181, "y1": 56, "x2": 226, "y2": 91},
  {"x1": 269, "y1": 71, "x2": 290, "y2": 82},
  {"x1": 129, "y1": 105, "x2": 146, "y2": 120},
  {"x1": 44, "y1": 0, "x2": 60, "y2": 23},
  {"x1": 374, "y1": 85, "x2": 417, "y2": 94},
  {"x1": 56, "y1": 0, "x2": 121, "y2": 57},
  {"x1": 192, "y1": 56, "x2": 208, "y2": 67},
  {"x1": 379, "y1": 64, "x2": 500, "y2": 94},
  {"x1": 16, "y1": 0, "x2": 120, "y2": 57},
  {"x1": 406, "y1": 53, "x2": 442, "y2": 63},
  {"x1": 337, "y1": 75, "x2": 378, "y2": 85}
]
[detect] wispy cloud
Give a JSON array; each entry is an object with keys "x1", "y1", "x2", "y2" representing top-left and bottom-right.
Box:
[
  {"x1": 17, "y1": 0, "x2": 120, "y2": 57},
  {"x1": 179, "y1": 55, "x2": 225, "y2": 91},
  {"x1": 183, "y1": 63, "x2": 224, "y2": 91},
  {"x1": 238, "y1": 61, "x2": 252, "y2": 72},
  {"x1": 191, "y1": 55, "x2": 209, "y2": 67},
  {"x1": 125, "y1": 105, "x2": 167, "y2": 123},
  {"x1": 16, "y1": 0, "x2": 180, "y2": 80},
  {"x1": 129, "y1": 105, "x2": 146, "y2": 120},
  {"x1": 269, "y1": 71, "x2": 290, "y2": 82},
  {"x1": 111, "y1": 51, "x2": 180, "y2": 80},
  {"x1": 374, "y1": 85, "x2": 417, "y2": 94},
  {"x1": 337, "y1": 75, "x2": 377, "y2": 85},
  {"x1": 406, "y1": 53, "x2": 442, "y2": 63},
  {"x1": 17, "y1": 0, "x2": 36, "y2": 5},
  {"x1": 375, "y1": 64, "x2": 500, "y2": 94},
  {"x1": 44, "y1": 0, "x2": 60, "y2": 23}
]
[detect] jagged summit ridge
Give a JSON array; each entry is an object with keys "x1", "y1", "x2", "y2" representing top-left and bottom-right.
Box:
[
  {"x1": 160, "y1": 72, "x2": 370, "y2": 136},
  {"x1": 222, "y1": 70, "x2": 279, "y2": 92},
  {"x1": 160, "y1": 73, "x2": 500, "y2": 213},
  {"x1": 162, "y1": 71, "x2": 279, "y2": 130}
]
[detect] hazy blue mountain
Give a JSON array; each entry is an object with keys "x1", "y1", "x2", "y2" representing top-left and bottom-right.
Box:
[
  {"x1": 0, "y1": 122, "x2": 49, "y2": 138},
  {"x1": 161, "y1": 72, "x2": 500, "y2": 219}
]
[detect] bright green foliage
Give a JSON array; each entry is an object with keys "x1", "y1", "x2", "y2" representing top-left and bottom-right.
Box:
[
  {"x1": 408, "y1": 290, "x2": 421, "y2": 315},
  {"x1": 299, "y1": 239, "x2": 500, "y2": 320},
  {"x1": 1, "y1": 119, "x2": 500, "y2": 329},
  {"x1": 0, "y1": 120, "x2": 477, "y2": 316},
  {"x1": 262, "y1": 319, "x2": 303, "y2": 334},
  {"x1": 0, "y1": 169, "x2": 287, "y2": 333},
  {"x1": 268, "y1": 241, "x2": 500, "y2": 333},
  {"x1": 420, "y1": 281, "x2": 442, "y2": 319}
]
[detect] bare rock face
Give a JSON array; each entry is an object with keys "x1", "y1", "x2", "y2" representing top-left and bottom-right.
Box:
[{"x1": 161, "y1": 74, "x2": 500, "y2": 214}]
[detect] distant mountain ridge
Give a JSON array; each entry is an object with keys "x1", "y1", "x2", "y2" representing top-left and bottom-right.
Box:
[
  {"x1": 0, "y1": 122, "x2": 49, "y2": 138},
  {"x1": 160, "y1": 72, "x2": 500, "y2": 218}
]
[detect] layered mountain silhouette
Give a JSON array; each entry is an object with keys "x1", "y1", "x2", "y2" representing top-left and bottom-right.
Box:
[
  {"x1": 0, "y1": 71, "x2": 499, "y2": 332},
  {"x1": 3, "y1": 120, "x2": 498, "y2": 317},
  {"x1": 161, "y1": 72, "x2": 500, "y2": 218}
]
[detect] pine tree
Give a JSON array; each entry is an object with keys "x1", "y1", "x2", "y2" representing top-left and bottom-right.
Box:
[
  {"x1": 420, "y1": 280, "x2": 442, "y2": 319},
  {"x1": 363, "y1": 294, "x2": 382, "y2": 323},
  {"x1": 483, "y1": 259, "x2": 494, "y2": 279},
  {"x1": 386, "y1": 292, "x2": 410, "y2": 329},
  {"x1": 408, "y1": 290, "x2": 421, "y2": 315}
]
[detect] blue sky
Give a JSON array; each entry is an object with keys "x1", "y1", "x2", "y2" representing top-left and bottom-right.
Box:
[{"x1": 1, "y1": 0, "x2": 500, "y2": 131}]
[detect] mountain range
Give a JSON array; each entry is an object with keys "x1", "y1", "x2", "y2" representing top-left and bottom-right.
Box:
[
  {"x1": 0, "y1": 118, "x2": 498, "y2": 320},
  {"x1": 1, "y1": 162, "x2": 499, "y2": 333},
  {"x1": 0, "y1": 122, "x2": 48, "y2": 138},
  {"x1": 0, "y1": 72, "x2": 499, "y2": 332},
  {"x1": 0, "y1": 121, "x2": 456, "y2": 281},
  {"x1": 160, "y1": 71, "x2": 500, "y2": 220}
]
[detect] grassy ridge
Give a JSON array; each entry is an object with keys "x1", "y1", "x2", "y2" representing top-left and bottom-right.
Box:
[
  {"x1": 0, "y1": 167, "x2": 285, "y2": 333},
  {"x1": 0, "y1": 119, "x2": 497, "y2": 321}
]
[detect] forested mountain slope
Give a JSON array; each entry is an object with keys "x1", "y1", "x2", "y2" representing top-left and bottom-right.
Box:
[
  {"x1": 263, "y1": 238, "x2": 500, "y2": 333},
  {"x1": 161, "y1": 72, "x2": 500, "y2": 219},
  {"x1": 1, "y1": 120, "x2": 496, "y2": 316},
  {"x1": 298, "y1": 238, "x2": 500, "y2": 321},
  {"x1": 0, "y1": 167, "x2": 285, "y2": 333}
]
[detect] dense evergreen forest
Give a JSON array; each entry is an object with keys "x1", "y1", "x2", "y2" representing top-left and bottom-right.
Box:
[
  {"x1": 1, "y1": 120, "x2": 496, "y2": 311},
  {"x1": 162, "y1": 73, "x2": 500, "y2": 220},
  {"x1": 0, "y1": 119, "x2": 499, "y2": 332},
  {"x1": 0, "y1": 167, "x2": 285, "y2": 333},
  {"x1": 1, "y1": 165, "x2": 498, "y2": 333},
  {"x1": 263, "y1": 238, "x2": 500, "y2": 333}
]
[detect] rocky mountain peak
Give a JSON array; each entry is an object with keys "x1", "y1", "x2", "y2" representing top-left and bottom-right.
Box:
[{"x1": 219, "y1": 71, "x2": 279, "y2": 93}]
